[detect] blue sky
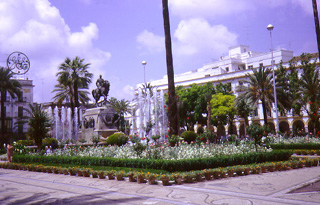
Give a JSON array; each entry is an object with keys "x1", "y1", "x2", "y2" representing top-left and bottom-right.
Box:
[{"x1": 0, "y1": 0, "x2": 318, "y2": 103}]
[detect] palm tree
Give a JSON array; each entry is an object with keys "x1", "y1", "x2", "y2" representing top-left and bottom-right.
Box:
[
  {"x1": 109, "y1": 97, "x2": 131, "y2": 133},
  {"x1": 25, "y1": 103, "x2": 52, "y2": 152},
  {"x1": 162, "y1": 0, "x2": 179, "y2": 135},
  {"x1": 299, "y1": 53, "x2": 320, "y2": 135},
  {"x1": 237, "y1": 67, "x2": 274, "y2": 125},
  {"x1": 234, "y1": 97, "x2": 254, "y2": 136},
  {"x1": 0, "y1": 67, "x2": 21, "y2": 145},
  {"x1": 312, "y1": 0, "x2": 320, "y2": 60},
  {"x1": 53, "y1": 57, "x2": 92, "y2": 120}
]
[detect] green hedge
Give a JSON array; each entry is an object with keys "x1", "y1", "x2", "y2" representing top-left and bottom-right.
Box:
[
  {"x1": 269, "y1": 143, "x2": 320, "y2": 150},
  {"x1": 13, "y1": 150, "x2": 292, "y2": 172}
]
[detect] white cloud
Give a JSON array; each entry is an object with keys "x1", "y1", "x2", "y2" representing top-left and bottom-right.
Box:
[
  {"x1": 136, "y1": 30, "x2": 165, "y2": 53},
  {"x1": 169, "y1": 0, "x2": 254, "y2": 18},
  {"x1": 0, "y1": 0, "x2": 111, "y2": 103},
  {"x1": 173, "y1": 18, "x2": 238, "y2": 66}
]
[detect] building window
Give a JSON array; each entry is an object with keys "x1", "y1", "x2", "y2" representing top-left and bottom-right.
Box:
[
  {"x1": 227, "y1": 82, "x2": 232, "y2": 91},
  {"x1": 253, "y1": 108, "x2": 258, "y2": 116},
  {"x1": 239, "y1": 81, "x2": 244, "y2": 86},
  {"x1": 18, "y1": 123, "x2": 23, "y2": 133},
  {"x1": 18, "y1": 92, "x2": 24, "y2": 102},
  {"x1": 248, "y1": 65, "x2": 253, "y2": 69},
  {"x1": 18, "y1": 106, "x2": 23, "y2": 118},
  {"x1": 225, "y1": 67, "x2": 229, "y2": 72}
]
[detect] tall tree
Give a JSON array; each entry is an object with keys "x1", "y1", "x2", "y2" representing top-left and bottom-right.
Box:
[
  {"x1": 234, "y1": 97, "x2": 254, "y2": 136},
  {"x1": 237, "y1": 67, "x2": 274, "y2": 125},
  {"x1": 0, "y1": 67, "x2": 21, "y2": 145},
  {"x1": 162, "y1": 0, "x2": 179, "y2": 135},
  {"x1": 299, "y1": 53, "x2": 320, "y2": 135},
  {"x1": 53, "y1": 57, "x2": 92, "y2": 120},
  {"x1": 109, "y1": 97, "x2": 131, "y2": 133},
  {"x1": 210, "y1": 93, "x2": 236, "y2": 132},
  {"x1": 25, "y1": 103, "x2": 52, "y2": 152},
  {"x1": 312, "y1": 0, "x2": 320, "y2": 60}
]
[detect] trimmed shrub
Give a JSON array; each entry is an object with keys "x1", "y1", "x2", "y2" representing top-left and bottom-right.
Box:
[
  {"x1": 181, "y1": 131, "x2": 197, "y2": 144},
  {"x1": 42, "y1": 138, "x2": 58, "y2": 149},
  {"x1": 106, "y1": 132, "x2": 128, "y2": 146},
  {"x1": 269, "y1": 143, "x2": 320, "y2": 150},
  {"x1": 12, "y1": 150, "x2": 292, "y2": 172}
]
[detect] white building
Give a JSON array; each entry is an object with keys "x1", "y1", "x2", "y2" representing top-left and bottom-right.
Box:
[
  {"x1": 139, "y1": 45, "x2": 310, "y2": 136},
  {"x1": 1, "y1": 76, "x2": 34, "y2": 137}
]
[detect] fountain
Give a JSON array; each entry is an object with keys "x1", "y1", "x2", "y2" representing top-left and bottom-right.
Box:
[{"x1": 131, "y1": 87, "x2": 168, "y2": 140}]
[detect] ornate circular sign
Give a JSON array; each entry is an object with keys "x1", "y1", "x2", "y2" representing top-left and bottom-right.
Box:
[{"x1": 6, "y1": 51, "x2": 30, "y2": 74}]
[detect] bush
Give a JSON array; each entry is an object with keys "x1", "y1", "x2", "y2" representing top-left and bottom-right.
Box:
[
  {"x1": 42, "y1": 138, "x2": 58, "y2": 149},
  {"x1": 181, "y1": 131, "x2": 197, "y2": 144},
  {"x1": 17, "y1": 139, "x2": 34, "y2": 146},
  {"x1": 106, "y1": 132, "x2": 128, "y2": 146},
  {"x1": 196, "y1": 125, "x2": 204, "y2": 134},
  {"x1": 12, "y1": 150, "x2": 292, "y2": 172},
  {"x1": 168, "y1": 135, "x2": 181, "y2": 147},
  {"x1": 269, "y1": 143, "x2": 320, "y2": 150}
]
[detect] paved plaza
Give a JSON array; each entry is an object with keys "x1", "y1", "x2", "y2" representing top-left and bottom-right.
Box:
[{"x1": 0, "y1": 165, "x2": 319, "y2": 204}]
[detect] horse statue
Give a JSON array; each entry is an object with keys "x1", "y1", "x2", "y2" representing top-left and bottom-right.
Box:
[{"x1": 92, "y1": 75, "x2": 110, "y2": 106}]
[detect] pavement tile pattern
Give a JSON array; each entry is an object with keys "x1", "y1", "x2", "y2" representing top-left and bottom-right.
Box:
[{"x1": 0, "y1": 166, "x2": 319, "y2": 204}]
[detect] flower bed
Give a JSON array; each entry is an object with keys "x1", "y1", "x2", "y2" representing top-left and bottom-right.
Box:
[
  {"x1": 49, "y1": 141, "x2": 272, "y2": 160},
  {"x1": 2, "y1": 157, "x2": 319, "y2": 186}
]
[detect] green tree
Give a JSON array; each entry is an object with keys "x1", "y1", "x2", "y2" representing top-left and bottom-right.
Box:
[
  {"x1": 200, "y1": 83, "x2": 216, "y2": 130},
  {"x1": 0, "y1": 67, "x2": 21, "y2": 145},
  {"x1": 162, "y1": 0, "x2": 179, "y2": 135},
  {"x1": 25, "y1": 103, "x2": 52, "y2": 152},
  {"x1": 234, "y1": 97, "x2": 254, "y2": 136},
  {"x1": 210, "y1": 93, "x2": 236, "y2": 133},
  {"x1": 237, "y1": 67, "x2": 274, "y2": 125},
  {"x1": 175, "y1": 84, "x2": 206, "y2": 130},
  {"x1": 109, "y1": 97, "x2": 131, "y2": 133},
  {"x1": 299, "y1": 53, "x2": 320, "y2": 135},
  {"x1": 53, "y1": 57, "x2": 92, "y2": 121}
]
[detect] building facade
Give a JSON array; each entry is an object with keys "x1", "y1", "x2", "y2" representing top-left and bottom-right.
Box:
[
  {"x1": 141, "y1": 45, "x2": 310, "y2": 136},
  {"x1": 1, "y1": 77, "x2": 34, "y2": 136}
]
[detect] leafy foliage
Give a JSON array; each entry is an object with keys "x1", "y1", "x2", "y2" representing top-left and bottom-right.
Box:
[
  {"x1": 210, "y1": 93, "x2": 236, "y2": 129},
  {"x1": 106, "y1": 132, "x2": 128, "y2": 146},
  {"x1": 181, "y1": 131, "x2": 197, "y2": 144},
  {"x1": 24, "y1": 103, "x2": 52, "y2": 151},
  {"x1": 0, "y1": 67, "x2": 21, "y2": 144}
]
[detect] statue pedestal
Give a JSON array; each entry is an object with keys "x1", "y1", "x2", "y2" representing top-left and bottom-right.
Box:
[{"x1": 80, "y1": 106, "x2": 118, "y2": 143}]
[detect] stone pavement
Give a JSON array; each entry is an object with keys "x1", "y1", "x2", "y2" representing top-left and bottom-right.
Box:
[{"x1": 0, "y1": 166, "x2": 319, "y2": 205}]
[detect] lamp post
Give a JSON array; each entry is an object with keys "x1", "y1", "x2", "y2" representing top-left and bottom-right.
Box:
[
  {"x1": 267, "y1": 24, "x2": 279, "y2": 133},
  {"x1": 142, "y1": 61, "x2": 147, "y2": 84}
]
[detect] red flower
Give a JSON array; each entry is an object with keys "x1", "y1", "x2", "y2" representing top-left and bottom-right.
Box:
[
  {"x1": 187, "y1": 117, "x2": 189, "y2": 120},
  {"x1": 168, "y1": 129, "x2": 171, "y2": 133},
  {"x1": 309, "y1": 101, "x2": 312, "y2": 104},
  {"x1": 167, "y1": 107, "x2": 170, "y2": 110},
  {"x1": 201, "y1": 137, "x2": 203, "y2": 141},
  {"x1": 164, "y1": 105, "x2": 166, "y2": 108},
  {"x1": 142, "y1": 137, "x2": 146, "y2": 140},
  {"x1": 166, "y1": 135, "x2": 168, "y2": 138}
]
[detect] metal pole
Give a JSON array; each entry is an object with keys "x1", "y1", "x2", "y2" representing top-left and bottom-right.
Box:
[{"x1": 269, "y1": 26, "x2": 279, "y2": 133}]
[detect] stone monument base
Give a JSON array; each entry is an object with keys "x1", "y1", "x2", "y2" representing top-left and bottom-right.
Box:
[{"x1": 80, "y1": 106, "x2": 119, "y2": 143}]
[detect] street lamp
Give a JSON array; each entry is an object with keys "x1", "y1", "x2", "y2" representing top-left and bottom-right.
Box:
[
  {"x1": 267, "y1": 24, "x2": 279, "y2": 133},
  {"x1": 142, "y1": 61, "x2": 147, "y2": 84}
]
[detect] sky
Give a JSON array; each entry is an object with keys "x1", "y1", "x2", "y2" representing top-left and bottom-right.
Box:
[{"x1": 0, "y1": 0, "x2": 319, "y2": 103}]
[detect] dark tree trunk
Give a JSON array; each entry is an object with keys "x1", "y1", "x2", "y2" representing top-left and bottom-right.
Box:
[
  {"x1": 162, "y1": 0, "x2": 179, "y2": 135},
  {"x1": 207, "y1": 101, "x2": 211, "y2": 130},
  {"x1": 261, "y1": 99, "x2": 268, "y2": 125},
  {"x1": 313, "y1": 0, "x2": 320, "y2": 60}
]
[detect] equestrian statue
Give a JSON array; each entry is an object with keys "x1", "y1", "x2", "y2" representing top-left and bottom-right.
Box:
[{"x1": 92, "y1": 75, "x2": 110, "y2": 106}]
